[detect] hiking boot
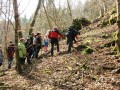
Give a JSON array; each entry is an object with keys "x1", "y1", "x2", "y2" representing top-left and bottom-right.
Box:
[{"x1": 8, "y1": 65, "x2": 11, "y2": 69}]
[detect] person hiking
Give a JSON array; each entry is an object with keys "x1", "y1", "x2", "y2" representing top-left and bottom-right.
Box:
[
  {"x1": 35, "y1": 32, "x2": 42, "y2": 59},
  {"x1": 25, "y1": 38, "x2": 32, "y2": 64},
  {"x1": 7, "y1": 41, "x2": 15, "y2": 69},
  {"x1": 30, "y1": 32, "x2": 35, "y2": 45},
  {"x1": 66, "y1": 27, "x2": 80, "y2": 53},
  {"x1": 18, "y1": 38, "x2": 27, "y2": 65},
  {"x1": 43, "y1": 30, "x2": 50, "y2": 52},
  {"x1": 30, "y1": 32, "x2": 36, "y2": 57},
  {"x1": 48, "y1": 27, "x2": 64, "y2": 56},
  {"x1": 0, "y1": 45, "x2": 4, "y2": 67}
]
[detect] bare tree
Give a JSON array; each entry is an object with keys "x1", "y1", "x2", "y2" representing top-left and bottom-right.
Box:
[
  {"x1": 67, "y1": 0, "x2": 73, "y2": 20},
  {"x1": 13, "y1": 0, "x2": 22, "y2": 73},
  {"x1": 29, "y1": 0, "x2": 43, "y2": 35},
  {"x1": 0, "y1": 0, "x2": 15, "y2": 69},
  {"x1": 42, "y1": 1, "x2": 52, "y2": 29},
  {"x1": 52, "y1": 0, "x2": 59, "y2": 27}
]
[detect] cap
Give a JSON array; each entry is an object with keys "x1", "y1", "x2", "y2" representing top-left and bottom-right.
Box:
[
  {"x1": 53, "y1": 26, "x2": 58, "y2": 30},
  {"x1": 31, "y1": 32, "x2": 34, "y2": 35},
  {"x1": 37, "y1": 32, "x2": 41, "y2": 35},
  {"x1": 10, "y1": 41, "x2": 13, "y2": 43},
  {"x1": 19, "y1": 38, "x2": 24, "y2": 41}
]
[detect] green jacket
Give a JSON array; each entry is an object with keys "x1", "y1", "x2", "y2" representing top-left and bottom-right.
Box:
[{"x1": 18, "y1": 42, "x2": 26, "y2": 58}]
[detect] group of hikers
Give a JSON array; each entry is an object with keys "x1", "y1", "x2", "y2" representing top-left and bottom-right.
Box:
[{"x1": 0, "y1": 26, "x2": 80, "y2": 69}]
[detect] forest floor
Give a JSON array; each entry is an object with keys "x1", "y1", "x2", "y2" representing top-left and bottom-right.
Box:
[{"x1": 0, "y1": 22, "x2": 120, "y2": 90}]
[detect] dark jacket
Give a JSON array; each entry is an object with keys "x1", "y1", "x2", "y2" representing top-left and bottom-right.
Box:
[
  {"x1": 25, "y1": 41, "x2": 32, "y2": 52},
  {"x1": 7, "y1": 44, "x2": 15, "y2": 58},
  {"x1": 36, "y1": 36, "x2": 42, "y2": 45},
  {"x1": 66, "y1": 28, "x2": 79, "y2": 41}
]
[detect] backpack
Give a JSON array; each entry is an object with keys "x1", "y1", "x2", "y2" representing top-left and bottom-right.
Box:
[
  {"x1": 65, "y1": 29, "x2": 75, "y2": 38},
  {"x1": 74, "y1": 30, "x2": 79, "y2": 36}
]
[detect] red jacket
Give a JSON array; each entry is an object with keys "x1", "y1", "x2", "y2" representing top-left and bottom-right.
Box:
[{"x1": 48, "y1": 30, "x2": 64, "y2": 40}]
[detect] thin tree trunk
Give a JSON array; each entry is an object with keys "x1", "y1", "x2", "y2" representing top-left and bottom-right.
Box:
[
  {"x1": 103, "y1": 2, "x2": 107, "y2": 14},
  {"x1": 98, "y1": 0, "x2": 104, "y2": 17},
  {"x1": 3, "y1": 0, "x2": 9, "y2": 66},
  {"x1": 29, "y1": 0, "x2": 43, "y2": 35},
  {"x1": 43, "y1": 2, "x2": 52, "y2": 30},
  {"x1": 67, "y1": 0, "x2": 73, "y2": 20},
  {"x1": 52, "y1": 0, "x2": 59, "y2": 27},
  {"x1": 13, "y1": 0, "x2": 22, "y2": 74}
]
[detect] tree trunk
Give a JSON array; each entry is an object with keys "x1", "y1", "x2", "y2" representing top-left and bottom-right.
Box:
[
  {"x1": 117, "y1": 0, "x2": 120, "y2": 51},
  {"x1": 67, "y1": 0, "x2": 73, "y2": 20},
  {"x1": 52, "y1": 0, "x2": 59, "y2": 28},
  {"x1": 29, "y1": 0, "x2": 43, "y2": 35},
  {"x1": 43, "y1": 2, "x2": 52, "y2": 30},
  {"x1": 103, "y1": 2, "x2": 107, "y2": 14},
  {"x1": 98, "y1": 0, "x2": 104, "y2": 17},
  {"x1": 13, "y1": 0, "x2": 22, "y2": 74}
]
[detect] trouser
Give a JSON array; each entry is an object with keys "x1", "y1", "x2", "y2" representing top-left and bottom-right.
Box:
[
  {"x1": 8, "y1": 58, "x2": 13, "y2": 69},
  {"x1": 26, "y1": 52, "x2": 32, "y2": 64},
  {"x1": 68, "y1": 40, "x2": 73, "y2": 52},
  {"x1": 20, "y1": 58, "x2": 26, "y2": 65},
  {"x1": 35, "y1": 45, "x2": 41, "y2": 58},
  {"x1": 0, "y1": 63, "x2": 2, "y2": 66},
  {"x1": 31, "y1": 45, "x2": 36, "y2": 58},
  {"x1": 50, "y1": 38, "x2": 59, "y2": 55}
]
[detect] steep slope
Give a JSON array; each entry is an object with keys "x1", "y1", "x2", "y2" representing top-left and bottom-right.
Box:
[{"x1": 0, "y1": 22, "x2": 120, "y2": 90}]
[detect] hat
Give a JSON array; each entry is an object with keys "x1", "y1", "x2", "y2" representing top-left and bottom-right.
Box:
[
  {"x1": 10, "y1": 41, "x2": 13, "y2": 43},
  {"x1": 19, "y1": 38, "x2": 24, "y2": 41},
  {"x1": 31, "y1": 32, "x2": 34, "y2": 35},
  {"x1": 37, "y1": 32, "x2": 41, "y2": 35},
  {"x1": 53, "y1": 26, "x2": 58, "y2": 30}
]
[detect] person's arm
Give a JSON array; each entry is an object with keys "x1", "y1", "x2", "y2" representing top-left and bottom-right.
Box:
[
  {"x1": 21, "y1": 44, "x2": 27, "y2": 57},
  {"x1": 74, "y1": 34, "x2": 79, "y2": 45},
  {"x1": 75, "y1": 34, "x2": 78, "y2": 40},
  {"x1": 56, "y1": 30, "x2": 64, "y2": 39},
  {"x1": 48, "y1": 32, "x2": 51, "y2": 39}
]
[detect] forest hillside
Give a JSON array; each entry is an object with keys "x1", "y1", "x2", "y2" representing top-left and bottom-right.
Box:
[{"x1": 0, "y1": 8, "x2": 120, "y2": 90}]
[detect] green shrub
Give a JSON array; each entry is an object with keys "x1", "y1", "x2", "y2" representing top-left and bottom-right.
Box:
[
  {"x1": 98, "y1": 7, "x2": 117, "y2": 27},
  {"x1": 100, "y1": 19, "x2": 109, "y2": 27},
  {"x1": 84, "y1": 40, "x2": 92, "y2": 46},
  {"x1": 82, "y1": 46, "x2": 94, "y2": 54},
  {"x1": 72, "y1": 19, "x2": 82, "y2": 31},
  {"x1": 80, "y1": 18, "x2": 91, "y2": 26},
  {"x1": 0, "y1": 82, "x2": 4, "y2": 86},
  {"x1": 104, "y1": 40, "x2": 116, "y2": 47},
  {"x1": 71, "y1": 18, "x2": 91, "y2": 31},
  {"x1": 75, "y1": 44, "x2": 87, "y2": 51},
  {"x1": 109, "y1": 14, "x2": 117, "y2": 25},
  {"x1": 112, "y1": 31, "x2": 118, "y2": 42},
  {"x1": 110, "y1": 6, "x2": 117, "y2": 15}
]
